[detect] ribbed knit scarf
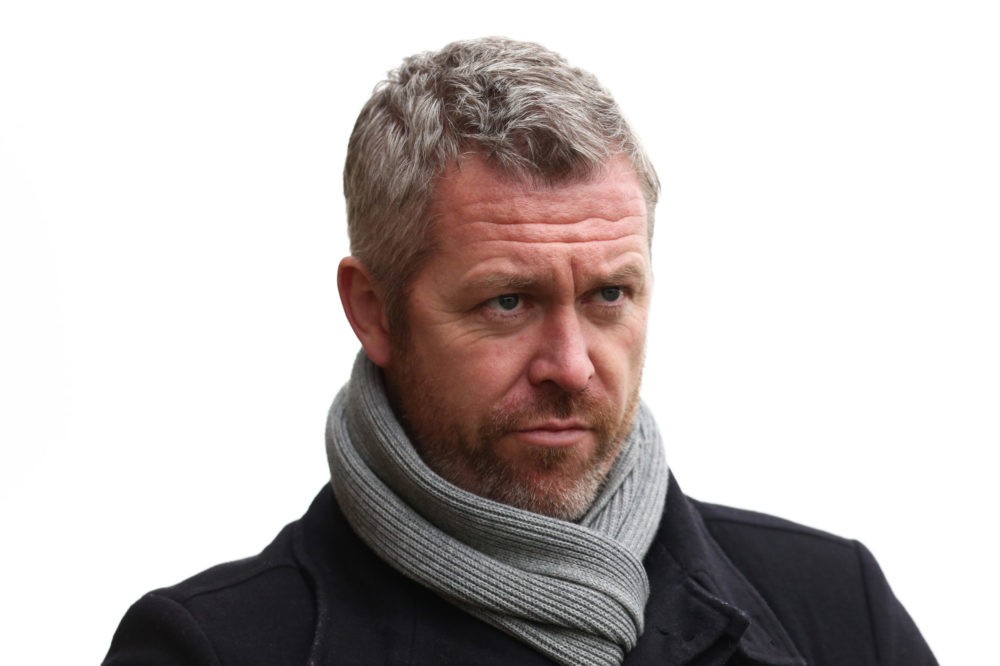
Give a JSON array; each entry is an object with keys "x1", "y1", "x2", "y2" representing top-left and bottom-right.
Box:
[{"x1": 326, "y1": 353, "x2": 670, "y2": 666}]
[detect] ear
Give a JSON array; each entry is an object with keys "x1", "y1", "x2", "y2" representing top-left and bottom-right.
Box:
[{"x1": 337, "y1": 257, "x2": 392, "y2": 367}]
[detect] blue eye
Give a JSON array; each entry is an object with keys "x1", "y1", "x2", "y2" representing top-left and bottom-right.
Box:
[
  {"x1": 600, "y1": 287, "x2": 623, "y2": 302},
  {"x1": 494, "y1": 294, "x2": 520, "y2": 310}
]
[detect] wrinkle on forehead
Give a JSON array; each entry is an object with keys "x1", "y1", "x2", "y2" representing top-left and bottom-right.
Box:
[
  {"x1": 454, "y1": 220, "x2": 647, "y2": 246},
  {"x1": 452, "y1": 190, "x2": 646, "y2": 226},
  {"x1": 431, "y1": 154, "x2": 647, "y2": 227}
]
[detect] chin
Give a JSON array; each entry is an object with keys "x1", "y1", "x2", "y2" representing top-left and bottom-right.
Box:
[{"x1": 471, "y1": 442, "x2": 622, "y2": 521}]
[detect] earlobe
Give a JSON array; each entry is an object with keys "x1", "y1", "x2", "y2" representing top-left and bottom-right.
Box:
[{"x1": 337, "y1": 257, "x2": 392, "y2": 367}]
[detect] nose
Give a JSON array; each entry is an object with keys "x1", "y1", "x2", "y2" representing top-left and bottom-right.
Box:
[{"x1": 526, "y1": 306, "x2": 595, "y2": 392}]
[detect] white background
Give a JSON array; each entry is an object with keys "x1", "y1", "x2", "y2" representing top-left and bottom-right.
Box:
[{"x1": 2, "y1": 1, "x2": 996, "y2": 663}]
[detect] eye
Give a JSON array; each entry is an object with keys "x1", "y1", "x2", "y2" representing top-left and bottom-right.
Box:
[
  {"x1": 480, "y1": 293, "x2": 530, "y2": 323},
  {"x1": 491, "y1": 294, "x2": 521, "y2": 311},
  {"x1": 599, "y1": 286, "x2": 624, "y2": 303}
]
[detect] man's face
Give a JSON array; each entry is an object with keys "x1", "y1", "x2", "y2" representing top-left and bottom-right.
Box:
[{"x1": 385, "y1": 155, "x2": 651, "y2": 521}]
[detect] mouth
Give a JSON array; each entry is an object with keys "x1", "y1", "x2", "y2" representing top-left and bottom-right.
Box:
[{"x1": 511, "y1": 421, "x2": 592, "y2": 448}]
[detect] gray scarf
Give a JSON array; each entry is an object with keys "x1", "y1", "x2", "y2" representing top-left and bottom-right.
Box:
[{"x1": 326, "y1": 353, "x2": 670, "y2": 666}]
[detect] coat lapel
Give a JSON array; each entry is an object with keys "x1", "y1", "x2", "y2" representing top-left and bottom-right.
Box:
[{"x1": 625, "y1": 474, "x2": 806, "y2": 665}]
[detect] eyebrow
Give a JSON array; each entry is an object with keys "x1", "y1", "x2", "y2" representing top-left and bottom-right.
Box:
[
  {"x1": 602, "y1": 264, "x2": 646, "y2": 285},
  {"x1": 467, "y1": 262, "x2": 647, "y2": 294}
]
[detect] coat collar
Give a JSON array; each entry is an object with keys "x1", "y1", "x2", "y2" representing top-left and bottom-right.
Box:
[{"x1": 626, "y1": 473, "x2": 806, "y2": 665}]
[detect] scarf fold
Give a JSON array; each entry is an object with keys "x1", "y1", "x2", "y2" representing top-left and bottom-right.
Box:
[{"x1": 326, "y1": 353, "x2": 669, "y2": 666}]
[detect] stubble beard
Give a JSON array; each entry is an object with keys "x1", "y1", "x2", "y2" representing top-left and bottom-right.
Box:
[{"x1": 387, "y1": 340, "x2": 641, "y2": 522}]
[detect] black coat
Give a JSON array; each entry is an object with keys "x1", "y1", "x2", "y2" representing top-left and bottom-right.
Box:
[{"x1": 104, "y1": 475, "x2": 936, "y2": 665}]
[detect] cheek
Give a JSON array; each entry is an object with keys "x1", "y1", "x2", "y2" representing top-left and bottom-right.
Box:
[
  {"x1": 595, "y1": 319, "x2": 648, "y2": 390},
  {"x1": 431, "y1": 336, "x2": 534, "y2": 408},
  {"x1": 467, "y1": 340, "x2": 532, "y2": 385}
]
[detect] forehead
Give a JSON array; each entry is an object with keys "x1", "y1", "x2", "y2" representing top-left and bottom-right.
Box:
[{"x1": 428, "y1": 155, "x2": 649, "y2": 245}]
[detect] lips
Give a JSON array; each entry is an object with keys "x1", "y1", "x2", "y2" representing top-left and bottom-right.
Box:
[{"x1": 512, "y1": 421, "x2": 592, "y2": 447}]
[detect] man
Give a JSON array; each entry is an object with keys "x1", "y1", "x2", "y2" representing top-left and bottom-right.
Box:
[{"x1": 104, "y1": 38, "x2": 936, "y2": 665}]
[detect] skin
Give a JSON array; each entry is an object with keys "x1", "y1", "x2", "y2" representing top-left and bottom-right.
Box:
[{"x1": 339, "y1": 154, "x2": 652, "y2": 521}]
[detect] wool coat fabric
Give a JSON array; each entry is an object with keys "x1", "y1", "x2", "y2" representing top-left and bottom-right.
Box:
[{"x1": 103, "y1": 474, "x2": 937, "y2": 665}]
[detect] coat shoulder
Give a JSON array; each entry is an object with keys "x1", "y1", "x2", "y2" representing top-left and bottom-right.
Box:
[
  {"x1": 158, "y1": 522, "x2": 310, "y2": 605},
  {"x1": 693, "y1": 499, "x2": 855, "y2": 546},
  {"x1": 688, "y1": 498, "x2": 937, "y2": 666},
  {"x1": 103, "y1": 523, "x2": 317, "y2": 666}
]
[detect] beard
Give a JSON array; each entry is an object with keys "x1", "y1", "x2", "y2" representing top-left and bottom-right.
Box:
[{"x1": 386, "y1": 339, "x2": 641, "y2": 522}]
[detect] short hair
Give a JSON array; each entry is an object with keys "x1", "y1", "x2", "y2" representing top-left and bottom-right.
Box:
[{"x1": 343, "y1": 37, "x2": 659, "y2": 326}]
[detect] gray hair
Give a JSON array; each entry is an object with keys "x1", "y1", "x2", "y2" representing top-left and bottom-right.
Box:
[{"x1": 343, "y1": 37, "x2": 659, "y2": 326}]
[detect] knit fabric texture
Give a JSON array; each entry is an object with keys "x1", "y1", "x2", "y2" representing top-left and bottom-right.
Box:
[{"x1": 326, "y1": 353, "x2": 670, "y2": 666}]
